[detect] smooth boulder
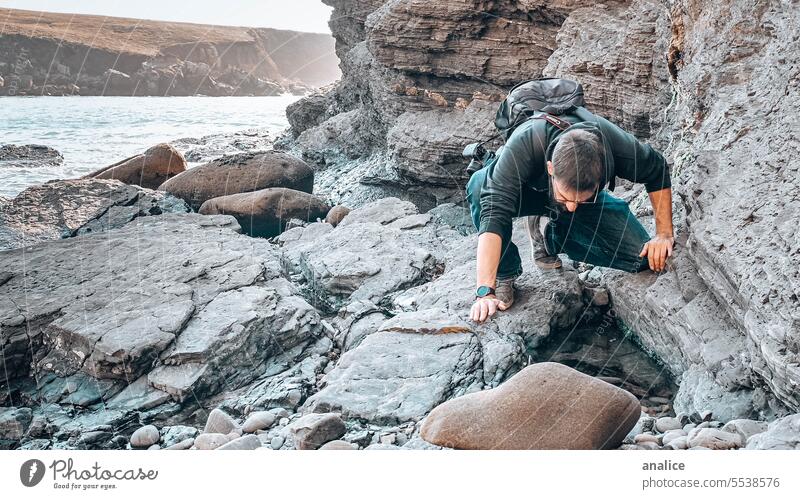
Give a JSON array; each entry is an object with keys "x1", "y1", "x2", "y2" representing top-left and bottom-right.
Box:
[
  {"x1": 159, "y1": 151, "x2": 314, "y2": 210},
  {"x1": 86, "y1": 143, "x2": 186, "y2": 189},
  {"x1": 419, "y1": 362, "x2": 641, "y2": 450},
  {"x1": 198, "y1": 188, "x2": 330, "y2": 237}
]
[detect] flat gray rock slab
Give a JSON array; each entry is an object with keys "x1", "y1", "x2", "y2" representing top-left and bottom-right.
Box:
[
  {"x1": 304, "y1": 330, "x2": 482, "y2": 425},
  {"x1": 0, "y1": 213, "x2": 318, "y2": 411},
  {"x1": 0, "y1": 178, "x2": 188, "y2": 251}
]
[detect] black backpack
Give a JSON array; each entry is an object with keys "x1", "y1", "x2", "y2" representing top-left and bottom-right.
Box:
[{"x1": 494, "y1": 77, "x2": 587, "y2": 141}]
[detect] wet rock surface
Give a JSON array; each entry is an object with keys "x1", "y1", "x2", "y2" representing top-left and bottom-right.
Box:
[
  {"x1": 0, "y1": 178, "x2": 189, "y2": 251},
  {"x1": 0, "y1": 144, "x2": 64, "y2": 169}
]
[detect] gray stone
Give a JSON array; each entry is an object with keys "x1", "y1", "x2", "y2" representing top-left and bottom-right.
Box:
[
  {"x1": 289, "y1": 413, "x2": 346, "y2": 450},
  {"x1": 130, "y1": 425, "x2": 160, "y2": 448},
  {"x1": 216, "y1": 434, "x2": 261, "y2": 450},
  {"x1": 655, "y1": 417, "x2": 682, "y2": 433},
  {"x1": 0, "y1": 144, "x2": 63, "y2": 168},
  {"x1": 194, "y1": 433, "x2": 231, "y2": 450},
  {"x1": 319, "y1": 440, "x2": 357, "y2": 450},
  {"x1": 204, "y1": 409, "x2": 239, "y2": 435},
  {"x1": 746, "y1": 414, "x2": 800, "y2": 450},
  {"x1": 304, "y1": 330, "x2": 482, "y2": 425},
  {"x1": 661, "y1": 429, "x2": 687, "y2": 446},
  {"x1": 165, "y1": 438, "x2": 195, "y2": 450},
  {"x1": 0, "y1": 407, "x2": 33, "y2": 445},
  {"x1": 0, "y1": 178, "x2": 189, "y2": 251},
  {"x1": 721, "y1": 419, "x2": 769, "y2": 443},
  {"x1": 687, "y1": 428, "x2": 743, "y2": 450},
  {"x1": 270, "y1": 435, "x2": 285, "y2": 450},
  {"x1": 242, "y1": 411, "x2": 277, "y2": 433}
]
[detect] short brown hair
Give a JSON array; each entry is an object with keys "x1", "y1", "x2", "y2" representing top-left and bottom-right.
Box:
[{"x1": 551, "y1": 129, "x2": 605, "y2": 192}]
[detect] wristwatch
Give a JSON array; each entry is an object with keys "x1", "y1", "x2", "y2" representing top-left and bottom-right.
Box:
[{"x1": 475, "y1": 285, "x2": 496, "y2": 298}]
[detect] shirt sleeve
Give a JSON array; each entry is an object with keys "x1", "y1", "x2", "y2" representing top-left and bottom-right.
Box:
[
  {"x1": 595, "y1": 114, "x2": 671, "y2": 192},
  {"x1": 478, "y1": 120, "x2": 545, "y2": 236}
]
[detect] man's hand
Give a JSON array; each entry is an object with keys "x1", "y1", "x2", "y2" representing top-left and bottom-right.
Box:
[
  {"x1": 470, "y1": 295, "x2": 509, "y2": 323},
  {"x1": 639, "y1": 234, "x2": 675, "y2": 272}
]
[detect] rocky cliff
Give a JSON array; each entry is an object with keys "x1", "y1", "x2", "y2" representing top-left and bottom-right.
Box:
[
  {"x1": 1, "y1": 0, "x2": 799, "y2": 452},
  {"x1": 283, "y1": 0, "x2": 800, "y2": 421},
  {"x1": 0, "y1": 8, "x2": 340, "y2": 96}
]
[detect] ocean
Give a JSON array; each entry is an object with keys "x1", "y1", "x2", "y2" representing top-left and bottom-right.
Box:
[{"x1": 0, "y1": 95, "x2": 302, "y2": 198}]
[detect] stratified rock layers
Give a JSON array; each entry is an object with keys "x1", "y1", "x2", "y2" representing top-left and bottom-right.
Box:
[{"x1": 286, "y1": 0, "x2": 800, "y2": 418}]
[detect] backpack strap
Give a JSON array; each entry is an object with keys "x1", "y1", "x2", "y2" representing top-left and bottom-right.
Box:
[{"x1": 477, "y1": 112, "x2": 571, "y2": 147}]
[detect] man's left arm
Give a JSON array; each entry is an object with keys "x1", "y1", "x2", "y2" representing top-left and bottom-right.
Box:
[
  {"x1": 594, "y1": 114, "x2": 675, "y2": 271},
  {"x1": 641, "y1": 187, "x2": 674, "y2": 272}
]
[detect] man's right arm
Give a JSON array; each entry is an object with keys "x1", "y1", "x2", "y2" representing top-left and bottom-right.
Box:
[{"x1": 471, "y1": 121, "x2": 542, "y2": 322}]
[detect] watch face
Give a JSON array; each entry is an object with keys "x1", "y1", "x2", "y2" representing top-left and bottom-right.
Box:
[{"x1": 476, "y1": 285, "x2": 493, "y2": 297}]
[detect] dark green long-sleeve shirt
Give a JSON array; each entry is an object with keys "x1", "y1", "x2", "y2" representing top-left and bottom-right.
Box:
[{"x1": 478, "y1": 108, "x2": 670, "y2": 237}]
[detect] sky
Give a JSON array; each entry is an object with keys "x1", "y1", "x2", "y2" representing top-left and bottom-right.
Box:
[{"x1": 0, "y1": 0, "x2": 333, "y2": 33}]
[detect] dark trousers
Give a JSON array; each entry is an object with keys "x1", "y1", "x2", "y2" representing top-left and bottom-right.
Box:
[{"x1": 466, "y1": 164, "x2": 651, "y2": 279}]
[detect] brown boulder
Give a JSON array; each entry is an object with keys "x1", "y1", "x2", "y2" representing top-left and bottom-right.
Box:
[
  {"x1": 324, "y1": 205, "x2": 350, "y2": 227},
  {"x1": 198, "y1": 187, "x2": 330, "y2": 237},
  {"x1": 158, "y1": 151, "x2": 314, "y2": 210},
  {"x1": 419, "y1": 362, "x2": 641, "y2": 450},
  {"x1": 86, "y1": 143, "x2": 186, "y2": 189}
]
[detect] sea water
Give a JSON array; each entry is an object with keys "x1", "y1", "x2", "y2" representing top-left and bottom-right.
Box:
[{"x1": 0, "y1": 95, "x2": 301, "y2": 198}]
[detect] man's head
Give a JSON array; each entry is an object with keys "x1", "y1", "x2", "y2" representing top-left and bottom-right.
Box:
[{"x1": 547, "y1": 129, "x2": 605, "y2": 212}]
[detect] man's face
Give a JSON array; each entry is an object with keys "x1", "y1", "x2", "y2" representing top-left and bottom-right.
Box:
[{"x1": 547, "y1": 160, "x2": 598, "y2": 213}]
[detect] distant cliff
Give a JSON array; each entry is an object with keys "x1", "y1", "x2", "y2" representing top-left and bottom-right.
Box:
[{"x1": 0, "y1": 8, "x2": 341, "y2": 96}]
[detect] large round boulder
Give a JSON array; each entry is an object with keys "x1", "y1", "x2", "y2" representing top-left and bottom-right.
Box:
[
  {"x1": 419, "y1": 362, "x2": 641, "y2": 450},
  {"x1": 158, "y1": 151, "x2": 314, "y2": 210},
  {"x1": 86, "y1": 143, "x2": 186, "y2": 189},
  {"x1": 198, "y1": 187, "x2": 330, "y2": 237}
]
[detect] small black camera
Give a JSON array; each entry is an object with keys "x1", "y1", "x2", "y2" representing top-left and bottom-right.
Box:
[{"x1": 463, "y1": 142, "x2": 495, "y2": 175}]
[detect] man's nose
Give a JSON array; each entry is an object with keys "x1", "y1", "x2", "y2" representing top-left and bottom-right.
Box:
[{"x1": 566, "y1": 202, "x2": 578, "y2": 212}]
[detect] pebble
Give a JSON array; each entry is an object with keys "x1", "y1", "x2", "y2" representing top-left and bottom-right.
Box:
[
  {"x1": 319, "y1": 440, "x2": 357, "y2": 450},
  {"x1": 661, "y1": 429, "x2": 687, "y2": 446},
  {"x1": 655, "y1": 417, "x2": 682, "y2": 433},
  {"x1": 166, "y1": 438, "x2": 195, "y2": 450},
  {"x1": 194, "y1": 433, "x2": 231, "y2": 450},
  {"x1": 226, "y1": 430, "x2": 242, "y2": 440},
  {"x1": 289, "y1": 413, "x2": 346, "y2": 450},
  {"x1": 270, "y1": 408, "x2": 290, "y2": 419},
  {"x1": 242, "y1": 411, "x2": 277, "y2": 433},
  {"x1": 687, "y1": 428, "x2": 743, "y2": 450},
  {"x1": 216, "y1": 435, "x2": 262, "y2": 450},
  {"x1": 637, "y1": 441, "x2": 661, "y2": 450},
  {"x1": 279, "y1": 417, "x2": 290, "y2": 426},
  {"x1": 666, "y1": 436, "x2": 688, "y2": 450},
  {"x1": 676, "y1": 412, "x2": 690, "y2": 426},
  {"x1": 634, "y1": 434, "x2": 660, "y2": 445},
  {"x1": 649, "y1": 396, "x2": 671, "y2": 405},
  {"x1": 130, "y1": 425, "x2": 160, "y2": 448},
  {"x1": 364, "y1": 443, "x2": 400, "y2": 450},
  {"x1": 721, "y1": 419, "x2": 769, "y2": 442},
  {"x1": 270, "y1": 436, "x2": 285, "y2": 450},
  {"x1": 699, "y1": 410, "x2": 713, "y2": 422},
  {"x1": 147, "y1": 444, "x2": 161, "y2": 450},
  {"x1": 380, "y1": 433, "x2": 397, "y2": 445},
  {"x1": 204, "y1": 408, "x2": 239, "y2": 435},
  {"x1": 683, "y1": 423, "x2": 696, "y2": 432}
]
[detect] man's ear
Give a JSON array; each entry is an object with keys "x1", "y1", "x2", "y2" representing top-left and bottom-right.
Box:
[{"x1": 547, "y1": 160, "x2": 554, "y2": 176}]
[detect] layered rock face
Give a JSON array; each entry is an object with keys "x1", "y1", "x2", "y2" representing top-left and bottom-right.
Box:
[
  {"x1": 0, "y1": 8, "x2": 340, "y2": 96},
  {"x1": 284, "y1": 0, "x2": 800, "y2": 421}
]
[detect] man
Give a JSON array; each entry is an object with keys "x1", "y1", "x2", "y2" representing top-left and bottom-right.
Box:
[{"x1": 466, "y1": 109, "x2": 674, "y2": 323}]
